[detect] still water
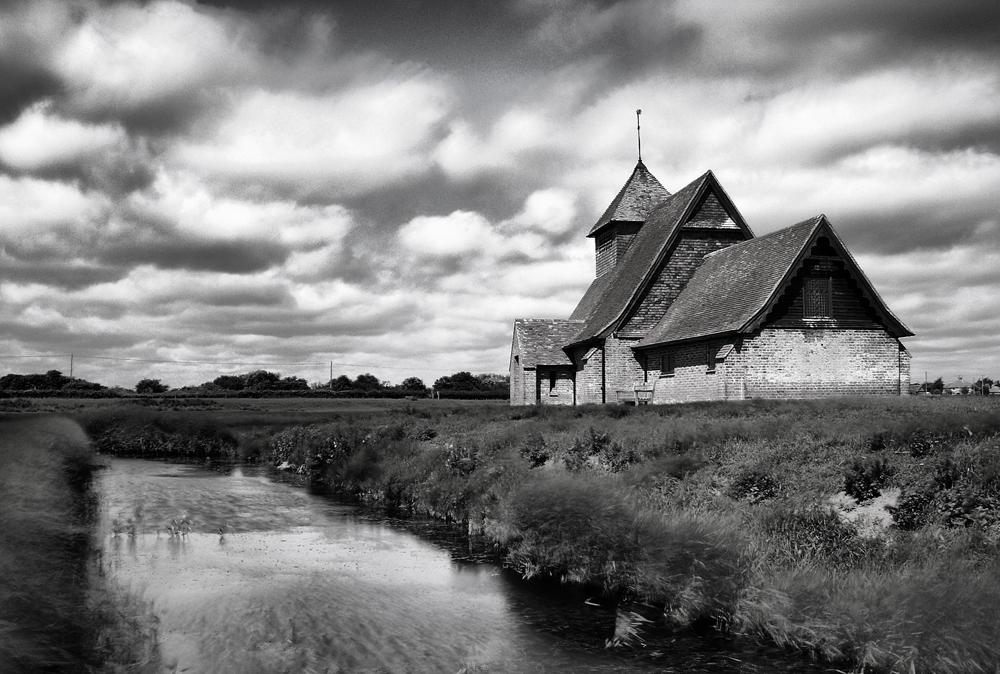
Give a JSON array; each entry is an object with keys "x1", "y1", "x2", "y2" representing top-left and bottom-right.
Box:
[{"x1": 96, "y1": 459, "x2": 832, "y2": 674}]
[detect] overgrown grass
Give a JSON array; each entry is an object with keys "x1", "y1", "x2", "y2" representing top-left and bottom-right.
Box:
[
  {"x1": 0, "y1": 415, "x2": 159, "y2": 673},
  {"x1": 67, "y1": 394, "x2": 1000, "y2": 673},
  {"x1": 0, "y1": 417, "x2": 97, "y2": 672}
]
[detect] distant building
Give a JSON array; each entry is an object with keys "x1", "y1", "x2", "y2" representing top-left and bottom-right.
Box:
[
  {"x1": 510, "y1": 161, "x2": 913, "y2": 405},
  {"x1": 943, "y1": 378, "x2": 970, "y2": 395}
]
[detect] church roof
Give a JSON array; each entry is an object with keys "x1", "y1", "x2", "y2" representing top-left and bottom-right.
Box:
[
  {"x1": 568, "y1": 170, "x2": 752, "y2": 348},
  {"x1": 513, "y1": 319, "x2": 583, "y2": 367},
  {"x1": 587, "y1": 160, "x2": 671, "y2": 237},
  {"x1": 636, "y1": 215, "x2": 913, "y2": 348}
]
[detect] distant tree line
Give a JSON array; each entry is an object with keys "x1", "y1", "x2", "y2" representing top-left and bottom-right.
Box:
[{"x1": 0, "y1": 368, "x2": 510, "y2": 400}]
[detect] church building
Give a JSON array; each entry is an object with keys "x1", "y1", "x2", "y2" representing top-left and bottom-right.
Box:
[{"x1": 509, "y1": 160, "x2": 913, "y2": 405}]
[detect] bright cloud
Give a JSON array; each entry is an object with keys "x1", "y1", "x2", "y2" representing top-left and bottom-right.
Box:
[{"x1": 0, "y1": 0, "x2": 997, "y2": 387}]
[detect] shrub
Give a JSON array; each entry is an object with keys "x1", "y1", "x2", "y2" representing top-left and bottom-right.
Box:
[
  {"x1": 729, "y1": 469, "x2": 780, "y2": 503},
  {"x1": 518, "y1": 432, "x2": 549, "y2": 468},
  {"x1": 843, "y1": 457, "x2": 895, "y2": 501},
  {"x1": 889, "y1": 486, "x2": 936, "y2": 530}
]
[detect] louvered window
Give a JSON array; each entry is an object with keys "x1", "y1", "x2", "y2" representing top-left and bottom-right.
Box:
[{"x1": 804, "y1": 277, "x2": 832, "y2": 318}]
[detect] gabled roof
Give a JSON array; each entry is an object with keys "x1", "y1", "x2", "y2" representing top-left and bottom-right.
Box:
[
  {"x1": 513, "y1": 319, "x2": 583, "y2": 367},
  {"x1": 587, "y1": 160, "x2": 670, "y2": 237},
  {"x1": 636, "y1": 215, "x2": 913, "y2": 349},
  {"x1": 567, "y1": 170, "x2": 753, "y2": 348},
  {"x1": 568, "y1": 273, "x2": 613, "y2": 321}
]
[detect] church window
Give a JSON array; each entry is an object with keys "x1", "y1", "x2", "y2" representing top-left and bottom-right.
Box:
[
  {"x1": 706, "y1": 347, "x2": 716, "y2": 374},
  {"x1": 549, "y1": 370, "x2": 557, "y2": 393},
  {"x1": 804, "y1": 277, "x2": 833, "y2": 318},
  {"x1": 662, "y1": 352, "x2": 675, "y2": 377}
]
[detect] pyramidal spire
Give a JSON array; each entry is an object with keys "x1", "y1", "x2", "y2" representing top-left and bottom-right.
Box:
[{"x1": 587, "y1": 158, "x2": 671, "y2": 237}]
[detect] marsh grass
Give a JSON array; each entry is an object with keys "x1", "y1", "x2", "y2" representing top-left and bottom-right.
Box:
[
  {"x1": 69, "y1": 395, "x2": 1000, "y2": 673},
  {"x1": 0, "y1": 416, "x2": 96, "y2": 673}
]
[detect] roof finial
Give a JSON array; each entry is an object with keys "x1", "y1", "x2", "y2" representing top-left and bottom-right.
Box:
[{"x1": 636, "y1": 109, "x2": 642, "y2": 162}]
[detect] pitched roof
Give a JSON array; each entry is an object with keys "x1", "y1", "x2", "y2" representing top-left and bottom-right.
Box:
[
  {"x1": 637, "y1": 217, "x2": 821, "y2": 347},
  {"x1": 568, "y1": 273, "x2": 613, "y2": 321},
  {"x1": 637, "y1": 215, "x2": 913, "y2": 348},
  {"x1": 513, "y1": 319, "x2": 583, "y2": 367},
  {"x1": 587, "y1": 160, "x2": 670, "y2": 237},
  {"x1": 568, "y1": 170, "x2": 752, "y2": 348}
]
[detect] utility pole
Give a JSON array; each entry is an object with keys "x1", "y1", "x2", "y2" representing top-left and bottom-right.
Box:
[
  {"x1": 329, "y1": 361, "x2": 333, "y2": 388},
  {"x1": 70, "y1": 354, "x2": 73, "y2": 378}
]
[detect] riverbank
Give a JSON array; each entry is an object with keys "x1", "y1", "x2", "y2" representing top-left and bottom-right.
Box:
[
  {"x1": 72, "y1": 395, "x2": 1000, "y2": 673},
  {"x1": 0, "y1": 415, "x2": 158, "y2": 674}
]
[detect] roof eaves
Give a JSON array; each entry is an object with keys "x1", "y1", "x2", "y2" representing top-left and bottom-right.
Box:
[
  {"x1": 737, "y1": 216, "x2": 824, "y2": 335},
  {"x1": 817, "y1": 218, "x2": 914, "y2": 338}
]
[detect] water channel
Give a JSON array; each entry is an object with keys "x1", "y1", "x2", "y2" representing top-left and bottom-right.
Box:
[{"x1": 96, "y1": 458, "x2": 835, "y2": 673}]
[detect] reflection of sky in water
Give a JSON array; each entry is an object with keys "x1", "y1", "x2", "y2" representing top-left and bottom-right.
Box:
[{"x1": 97, "y1": 459, "x2": 833, "y2": 674}]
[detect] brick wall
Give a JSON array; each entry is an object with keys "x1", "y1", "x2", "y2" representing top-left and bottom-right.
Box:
[
  {"x1": 645, "y1": 340, "x2": 730, "y2": 404},
  {"x1": 574, "y1": 346, "x2": 605, "y2": 404},
  {"x1": 724, "y1": 328, "x2": 906, "y2": 398},
  {"x1": 605, "y1": 335, "x2": 644, "y2": 400},
  {"x1": 899, "y1": 345, "x2": 911, "y2": 395},
  {"x1": 595, "y1": 223, "x2": 642, "y2": 277},
  {"x1": 509, "y1": 332, "x2": 524, "y2": 405},
  {"x1": 538, "y1": 367, "x2": 575, "y2": 406},
  {"x1": 620, "y1": 230, "x2": 745, "y2": 337}
]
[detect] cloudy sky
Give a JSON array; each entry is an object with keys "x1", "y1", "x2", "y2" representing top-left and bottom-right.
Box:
[{"x1": 0, "y1": 0, "x2": 997, "y2": 389}]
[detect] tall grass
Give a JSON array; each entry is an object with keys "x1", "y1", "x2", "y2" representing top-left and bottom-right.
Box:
[
  {"x1": 0, "y1": 416, "x2": 95, "y2": 673},
  {"x1": 0, "y1": 415, "x2": 160, "y2": 673},
  {"x1": 71, "y1": 395, "x2": 1000, "y2": 673}
]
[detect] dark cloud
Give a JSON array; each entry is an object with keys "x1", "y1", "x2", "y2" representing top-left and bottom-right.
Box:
[
  {"x1": 99, "y1": 236, "x2": 291, "y2": 274},
  {"x1": 0, "y1": 321, "x2": 141, "y2": 352},
  {"x1": 0, "y1": 63, "x2": 62, "y2": 126},
  {"x1": 785, "y1": 0, "x2": 1000, "y2": 58},
  {"x1": 830, "y1": 193, "x2": 997, "y2": 255},
  {"x1": 0, "y1": 258, "x2": 125, "y2": 290},
  {"x1": 0, "y1": 150, "x2": 157, "y2": 197},
  {"x1": 190, "y1": 303, "x2": 419, "y2": 339}
]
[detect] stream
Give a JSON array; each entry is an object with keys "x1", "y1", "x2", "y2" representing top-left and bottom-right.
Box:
[{"x1": 95, "y1": 458, "x2": 835, "y2": 673}]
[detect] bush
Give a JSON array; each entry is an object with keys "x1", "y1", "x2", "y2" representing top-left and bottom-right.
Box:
[
  {"x1": 518, "y1": 432, "x2": 549, "y2": 468},
  {"x1": 843, "y1": 456, "x2": 895, "y2": 501},
  {"x1": 135, "y1": 378, "x2": 168, "y2": 394}
]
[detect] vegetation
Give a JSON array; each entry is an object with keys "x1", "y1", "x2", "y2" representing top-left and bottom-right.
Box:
[
  {"x1": 239, "y1": 395, "x2": 1000, "y2": 674},
  {"x1": 12, "y1": 394, "x2": 1000, "y2": 673},
  {"x1": 0, "y1": 416, "x2": 156, "y2": 673}
]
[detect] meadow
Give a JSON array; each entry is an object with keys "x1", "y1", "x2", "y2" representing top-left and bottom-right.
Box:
[{"x1": 6, "y1": 394, "x2": 1000, "y2": 673}]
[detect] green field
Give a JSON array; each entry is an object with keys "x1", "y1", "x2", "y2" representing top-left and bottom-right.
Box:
[{"x1": 5, "y1": 395, "x2": 1000, "y2": 673}]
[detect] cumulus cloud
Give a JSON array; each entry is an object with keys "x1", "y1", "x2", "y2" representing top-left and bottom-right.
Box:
[
  {"x1": 0, "y1": 0, "x2": 996, "y2": 386},
  {"x1": 173, "y1": 77, "x2": 451, "y2": 199}
]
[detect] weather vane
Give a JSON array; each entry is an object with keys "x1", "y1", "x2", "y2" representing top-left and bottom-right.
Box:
[{"x1": 636, "y1": 109, "x2": 642, "y2": 161}]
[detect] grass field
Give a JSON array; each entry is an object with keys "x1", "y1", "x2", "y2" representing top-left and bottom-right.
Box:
[{"x1": 8, "y1": 395, "x2": 1000, "y2": 673}]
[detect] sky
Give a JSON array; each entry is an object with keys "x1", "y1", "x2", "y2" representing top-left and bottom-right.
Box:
[{"x1": 0, "y1": 0, "x2": 998, "y2": 389}]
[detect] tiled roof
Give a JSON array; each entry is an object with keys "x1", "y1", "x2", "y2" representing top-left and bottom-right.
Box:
[
  {"x1": 637, "y1": 217, "x2": 822, "y2": 347},
  {"x1": 568, "y1": 273, "x2": 613, "y2": 321},
  {"x1": 513, "y1": 319, "x2": 583, "y2": 367},
  {"x1": 637, "y1": 214, "x2": 914, "y2": 348},
  {"x1": 568, "y1": 171, "x2": 752, "y2": 347},
  {"x1": 587, "y1": 160, "x2": 670, "y2": 237}
]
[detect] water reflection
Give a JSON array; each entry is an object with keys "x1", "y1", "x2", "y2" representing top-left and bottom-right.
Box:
[{"x1": 97, "y1": 458, "x2": 833, "y2": 674}]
